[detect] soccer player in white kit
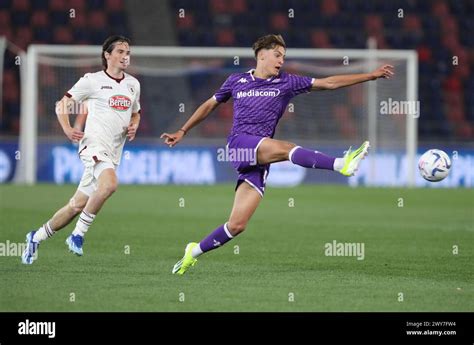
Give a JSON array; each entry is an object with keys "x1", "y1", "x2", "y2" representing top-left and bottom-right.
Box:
[{"x1": 22, "y1": 35, "x2": 141, "y2": 264}]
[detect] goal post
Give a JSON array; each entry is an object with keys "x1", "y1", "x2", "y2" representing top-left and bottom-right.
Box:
[{"x1": 16, "y1": 45, "x2": 418, "y2": 186}]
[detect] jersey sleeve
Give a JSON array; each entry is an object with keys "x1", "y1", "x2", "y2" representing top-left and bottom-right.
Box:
[
  {"x1": 288, "y1": 73, "x2": 314, "y2": 97},
  {"x1": 213, "y1": 75, "x2": 234, "y2": 103},
  {"x1": 66, "y1": 73, "x2": 94, "y2": 102},
  {"x1": 132, "y1": 82, "x2": 141, "y2": 113}
]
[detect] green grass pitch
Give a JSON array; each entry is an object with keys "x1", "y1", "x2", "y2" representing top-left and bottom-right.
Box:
[{"x1": 0, "y1": 184, "x2": 472, "y2": 311}]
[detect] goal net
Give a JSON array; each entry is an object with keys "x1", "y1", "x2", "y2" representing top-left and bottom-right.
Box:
[{"x1": 16, "y1": 45, "x2": 417, "y2": 186}]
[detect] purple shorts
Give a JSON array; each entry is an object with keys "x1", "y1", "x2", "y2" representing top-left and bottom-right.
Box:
[{"x1": 227, "y1": 134, "x2": 270, "y2": 197}]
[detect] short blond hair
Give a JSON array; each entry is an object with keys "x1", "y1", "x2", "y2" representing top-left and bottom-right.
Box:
[{"x1": 252, "y1": 34, "x2": 286, "y2": 59}]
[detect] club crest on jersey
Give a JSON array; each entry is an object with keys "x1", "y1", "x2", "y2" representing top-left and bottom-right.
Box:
[
  {"x1": 127, "y1": 83, "x2": 135, "y2": 94},
  {"x1": 109, "y1": 95, "x2": 132, "y2": 111}
]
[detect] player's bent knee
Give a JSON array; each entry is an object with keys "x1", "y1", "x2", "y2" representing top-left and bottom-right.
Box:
[
  {"x1": 282, "y1": 142, "x2": 296, "y2": 159},
  {"x1": 100, "y1": 181, "x2": 118, "y2": 196},
  {"x1": 68, "y1": 198, "x2": 85, "y2": 215}
]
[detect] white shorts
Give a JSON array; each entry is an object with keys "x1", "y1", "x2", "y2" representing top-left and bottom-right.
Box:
[{"x1": 77, "y1": 146, "x2": 116, "y2": 196}]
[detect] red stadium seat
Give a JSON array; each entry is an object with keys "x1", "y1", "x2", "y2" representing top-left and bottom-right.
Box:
[
  {"x1": 70, "y1": 12, "x2": 87, "y2": 28},
  {"x1": 431, "y1": 0, "x2": 450, "y2": 17},
  {"x1": 232, "y1": 0, "x2": 246, "y2": 14},
  {"x1": 15, "y1": 27, "x2": 33, "y2": 50},
  {"x1": 3, "y1": 70, "x2": 18, "y2": 88},
  {"x1": 68, "y1": 0, "x2": 86, "y2": 10},
  {"x1": 270, "y1": 13, "x2": 289, "y2": 30},
  {"x1": 403, "y1": 14, "x2": 422, "y2": 32},
  {"x1": 443, "y1": 76, "x2": 462, "y2": 92},
  {"x1": 0, "y1": 27, "x2": 13, "y2": 41},
  {"x1": 10, "y1": 118, "x2": 20, "y2": 134},
  {"x1": 441, "y1": 33, "x2": 461, "y2": 51},
  {"x1": 321, "y1": 0, "x2": 339, "y2": 16},
  {"x1": 106, "y1": 0, "x2": 124, "y2": 11},
  {"x1": 3, "y1": 73, "x2": 19, "y2": 102},
  {"x1": 53, "y1": 26, "x2": 74, "y2": 44},
  {"x1": 452, "y1": 63, "x2": 470, "y2": 79},
  {"x1": 440, "y1": 15, "x2": 459, "y2": 35},
  {"x1": 0, "y1": 10, "x2": 10, "y2": 27},
  {"x1": 12, "y1": 0, "x2": 29, "y2": 11},
  {"x1": 176, "y1": 13, "x2": 194, "y2": 29},
  {"x1": 88, "y1": 11, "x2": 107, "y2": 30},
  {"x1": 417, "y1": 46, "x2": 432, "y2": 63},
  {"x1": 446, "y1": 107, "x2": 465, "y2": 133},
  {"x1": 31, "y1": 11, "x2": 49, "y2": 27},
  {"x1": 49, "y1": 0, "x2": 68, "y2": 11},
  {"x1": 364, "y1": 14, "x2": 383, "y2": 36},
  {"x1": 451, "y1": 47, "x2": 470, "y2": 79},
  {"x1": 310, "y1": 30, "x2": 331, "y2": 48},
  {"x1": 444, "y1": 91, "x2": 462, "y2": 108},
  {"x1": 216, "y1": 29, "x2": 235, "y2": 46},
  {"x1": 455, "y1": 122, "x2": 473, "y2": 139},
  {"x1": 210, "y1": 0, "x2": 227, "y2": 14}
]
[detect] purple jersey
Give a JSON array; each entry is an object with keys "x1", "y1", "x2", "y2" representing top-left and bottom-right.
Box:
[{"x1": 214, "y1": 69, "x2": 313, "y2": 138}]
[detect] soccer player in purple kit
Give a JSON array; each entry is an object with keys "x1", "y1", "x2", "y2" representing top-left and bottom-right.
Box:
[{"x1": 161, "y1": 34, "x2": 394, "y2": 274}]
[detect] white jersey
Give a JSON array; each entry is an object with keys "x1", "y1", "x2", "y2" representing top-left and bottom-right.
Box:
[{"x1": 66, "y1": 70, "x2": 141, "y2": 165}]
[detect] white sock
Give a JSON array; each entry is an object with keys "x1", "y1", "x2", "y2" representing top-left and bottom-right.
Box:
[
  {"x1": 72, "y1": 211, "x2": 96, "y2": 237},
  {"x1": 192, "y1": 244, "x2": 204, "y2": 258},
  {"x1": 333, "y1": 157, "x2": 344, "y2": 172},
  {"x1": 33, "y1": 221, "x2": 54, "y2": 242}
]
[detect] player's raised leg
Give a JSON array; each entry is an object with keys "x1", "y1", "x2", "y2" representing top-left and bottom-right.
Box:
[
  {"x1": 21, "y1": 190, "x2": 89, "y2": 264},
  {"x1": 172, "y1": 182, "x2": 262, "y2": 275},
  {"x1": 257, "y1": 137, "x2": 370, "y2": 176},
  {"x1": 66, "y1": 167, "x2": 118, "y2": 256}
]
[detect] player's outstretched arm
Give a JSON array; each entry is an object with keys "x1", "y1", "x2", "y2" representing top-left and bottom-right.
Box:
[
  {"x1": 160, "y1": 97, "x2": 220, "y2": 147},
  {"x1": 55, "y1": 96, "x2": 84, "y2": 142},
  {"x1": 311, "y1": 64, "x2": 394, "y2": 91}
]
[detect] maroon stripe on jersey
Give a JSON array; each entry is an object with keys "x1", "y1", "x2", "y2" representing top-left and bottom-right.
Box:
[
  {"x1": 65, "y1": 92, "x2": 72, "y2": 98},
  {"x1": 78, "y1": 146, "x2": 87, "y2": 155},
  {"x1": 103, "y1": 70, "x2": 125, "y2": 83}
]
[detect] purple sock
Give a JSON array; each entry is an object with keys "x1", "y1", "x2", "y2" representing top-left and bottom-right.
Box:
[
  {"x1": 199, "y1": 223, "x2": 234, "y2": 253},
  {"x1": 289, "y1": 146, "x2": 335, "y2": 170}
]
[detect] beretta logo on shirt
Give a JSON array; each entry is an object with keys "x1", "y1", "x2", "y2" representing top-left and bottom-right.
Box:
[{"x1": 108, "y1": 95, "x2": 132, "y2": 111}]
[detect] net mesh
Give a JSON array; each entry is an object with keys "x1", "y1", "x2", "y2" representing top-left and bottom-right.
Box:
[{"x1": 36, "y1": 52, "x2": 410, "y2": 153}]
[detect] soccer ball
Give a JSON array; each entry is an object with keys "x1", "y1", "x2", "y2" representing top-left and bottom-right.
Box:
[{"x1": 418, "y1": 149, "x2": 451, "y2": 182}]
